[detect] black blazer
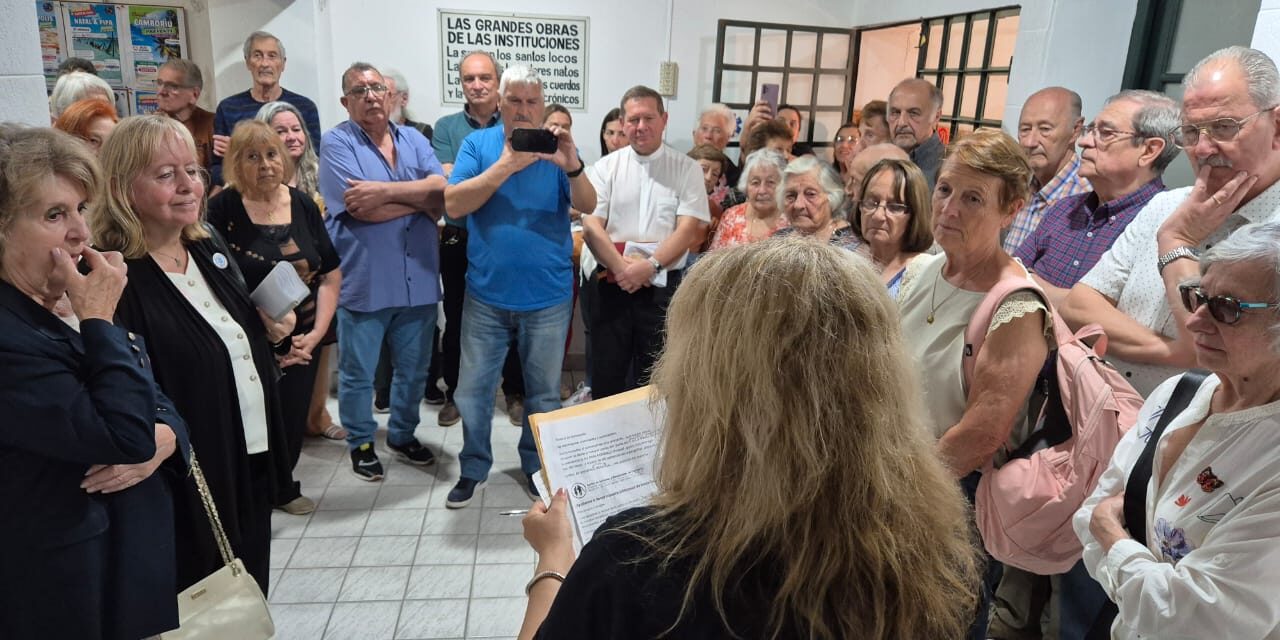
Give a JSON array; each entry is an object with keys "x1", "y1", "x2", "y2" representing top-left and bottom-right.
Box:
[{"x1": 0, "y1": 280, "x2": 191, "y2": 640}]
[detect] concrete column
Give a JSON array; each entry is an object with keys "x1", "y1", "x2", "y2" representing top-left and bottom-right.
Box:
[{"x1": 0, "y1": 0, "x2": 53, "y2": 125}]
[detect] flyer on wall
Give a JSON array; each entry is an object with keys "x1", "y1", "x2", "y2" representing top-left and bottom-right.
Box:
[
  {"x1": 63, "y1": 2, "x2": 123, "y2": 86},
  {"x1": 37, "y1": 2, "x2": 65, "y2": 90},
  {"x1": 128, "y1": 5, "x2": 186, "y2": 91}
]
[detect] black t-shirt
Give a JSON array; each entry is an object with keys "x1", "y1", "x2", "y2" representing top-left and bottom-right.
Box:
[{"x1": 535, "y1": 507, "x2": 804, "y2": 639}]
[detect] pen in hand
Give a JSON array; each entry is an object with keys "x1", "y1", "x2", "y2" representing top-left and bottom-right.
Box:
[{"x1": 499, "y1": 509, "x2": 529, "y2": 516}]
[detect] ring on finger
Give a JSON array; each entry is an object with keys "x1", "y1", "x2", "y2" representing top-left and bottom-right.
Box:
[{"x1": 1211, "y1": 194, "x2": 1224, "y2": 205}]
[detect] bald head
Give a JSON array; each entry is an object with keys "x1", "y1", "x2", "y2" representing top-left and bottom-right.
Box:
[
  {"x1": 888, "y1": 78, "x2": 943, "y2": 152},
  {"x1": 845, "y1": 143, "x2": 910, "y2": 201},
  {"x1": 1018, "y1": 86, "x2": 1085, "y2": 185}
]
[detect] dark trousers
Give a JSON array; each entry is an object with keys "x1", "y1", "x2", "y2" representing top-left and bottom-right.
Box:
[
  {"x1": 961, "y1": 471, "x2": 1002, "y2": 640},
  {"x1": 589, "y1": 270, "x2": 681, "y2": 399},
  {"x1": 578, "y1": 271, "x2": 598, "y2": 385},
  {"x1": 436, "y1": 225, "x2": 523, "y2": 400},
  {"x1": 274, "y1": 352, "x2": 321, "y2": 504}
]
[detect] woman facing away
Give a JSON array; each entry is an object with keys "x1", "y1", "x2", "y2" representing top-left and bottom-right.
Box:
[{"x1": 516, "y1": 237, "x2": 983, "y2": 639}]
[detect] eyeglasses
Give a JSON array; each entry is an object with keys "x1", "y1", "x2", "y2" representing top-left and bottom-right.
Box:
[
  {"x1": 156, "y1": 81, "x2": 193, "y2": 92},
  {"x1": 834, "y1": 135, "x2": 859, "y2": 144},
  {"x1": 858, "y1": 199, "x2": 910, "y2": 216},
  {"x1": 1168, "y1": 107, "x2": 1276, "y2": 148},
  {"x1": 346, "y1": 83, "x2": 388, "y2": 97},
  {"x1": 1082, "y1": 122, "x2": 1137, "y2": 145},
  {"x1": 1178, "y1": 283, "x2": 1280, "y2": 324}
]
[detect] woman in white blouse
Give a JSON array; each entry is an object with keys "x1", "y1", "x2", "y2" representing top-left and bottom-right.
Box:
[{"x1": 1077, "y1": 221, "x2": 1280, "y2": 639}]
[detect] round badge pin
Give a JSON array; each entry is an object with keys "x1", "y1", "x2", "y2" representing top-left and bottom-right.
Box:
[{"x1": 212, "y1": 253, "x2": 229, "y2": 269}]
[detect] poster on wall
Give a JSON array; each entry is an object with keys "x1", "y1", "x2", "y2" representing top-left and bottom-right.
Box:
[
  {"x1": 127, "y1": 5, "x2": 186, "y2": 90},
  {"x1": 133, "y1": 90, "x2": 159, "y2": 115},
  {"x1": 63, "y1": 2, "x2": 123, "y2": 86},
  {"x1": 438, "y1": 10, "x2": 589, "y2": 110},
  {"x1": 37, "y1": 1, "x2": 66, "y2": 90}
]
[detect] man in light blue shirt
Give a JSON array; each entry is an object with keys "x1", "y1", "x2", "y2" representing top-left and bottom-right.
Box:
[
  {"x1": 318, "y1": 62, "x2": 446, "y2": 481},
  {"x1": 441, "y1": 64, "x2": 596, "y2": 507}
]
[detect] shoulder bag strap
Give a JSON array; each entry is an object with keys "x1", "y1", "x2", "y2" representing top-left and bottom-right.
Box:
[
  {"x1": 188, "y1": 450, "x2": 242, "y2": 575},
  {"x1": 1121, "y1": 369, "x2": 1210, "y2": 547}
]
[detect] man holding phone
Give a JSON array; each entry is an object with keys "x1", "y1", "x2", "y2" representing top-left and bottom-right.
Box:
[{"x1": 442, "y1": 64, "x2": 596, "y2": 508}]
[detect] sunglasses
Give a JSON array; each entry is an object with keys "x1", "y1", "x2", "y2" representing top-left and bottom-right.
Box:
[{"x1": 1179, "y1": 284, "x2": 1280, "y2": 324}]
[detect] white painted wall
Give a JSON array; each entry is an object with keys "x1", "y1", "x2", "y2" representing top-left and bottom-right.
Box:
[
  {"x1": 0, "y1": 0, "x2": 54, "y2": 125},
  {"x1": 1252, "y1": 0, "x2": 1280, "y2": 63},
  {"x1": 851, "y1": 0, "x2": 1139, "y2": 132}
]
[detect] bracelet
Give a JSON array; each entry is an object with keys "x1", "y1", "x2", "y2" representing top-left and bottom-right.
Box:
[
  {"x1": 566, "y1": 157, "x2": 585, "y2": 178},
  {"x1": 524, "y1": 570, "x2": 566, "y2": 596},
  {"x1": 270, "y1": 336, "x2": 291, "y2": 356}
]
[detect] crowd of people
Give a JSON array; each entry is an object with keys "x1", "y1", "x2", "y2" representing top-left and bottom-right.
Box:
[{"x1": 5, "y1": 28, "x2": 1280, "y2": 638}]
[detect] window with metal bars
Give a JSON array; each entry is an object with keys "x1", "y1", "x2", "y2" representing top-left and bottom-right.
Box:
[{"x1": 914, "y1": 7, "x2": 1020, "y2": 142}]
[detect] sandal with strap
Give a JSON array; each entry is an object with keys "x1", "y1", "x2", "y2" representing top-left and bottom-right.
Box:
[{"x1": 311, "y1": 423, "x2": 348, "y2": 441}]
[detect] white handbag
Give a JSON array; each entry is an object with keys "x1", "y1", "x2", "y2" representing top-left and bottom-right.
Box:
[{"x1": 159, "y1": 453, "x2": 276, "y2": 639}]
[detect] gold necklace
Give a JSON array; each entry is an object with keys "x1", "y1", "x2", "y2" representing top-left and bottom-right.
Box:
[
  {"x1": 926, "y1": 263, "x2": 973, "y2": 324},
  {"x1": 151, "y1": 247, "x2": 187, "y2": 270}
]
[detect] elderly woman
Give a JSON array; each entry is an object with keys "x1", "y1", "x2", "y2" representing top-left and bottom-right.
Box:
[
  {"x1": 49, "y1": 70, "x2": 115, "y2": 119},
  {"x1": 256, "y1": 101, "x2": 343, "y2": 441},
  {"x1": 773, "y1": 156, "x2": 863, "y2": 252},
  {"x1": 53, "y1": 98, "x2": 118, "y2": 154},
  {"x1": 0, "y1": 126, "x2": 188, "y2": 639},
  {"x1": 207, "y1": 120, "x2": 341, "y2": 516},
  {"x1": 1076, "y1": 221, "x2": 1280, "y2": 639},
  {"x1": 517, "y1": 238, "x2": 982, "y2": 639},
  {"x1": 895, "y1": 128, "x2": 1052, "y2": 638},
  {"x1": 92, "y1": 115, "x2": 294, "y2": 594},
  {"x1": 855, "y1": 158, "x2": 934, "y2": 297},
  {"x1": 832, "y1": 121, "x2": 860, "y2": 176},
  {"x1": 708, "y1": 148, "x2": 789, "y2": 250}
]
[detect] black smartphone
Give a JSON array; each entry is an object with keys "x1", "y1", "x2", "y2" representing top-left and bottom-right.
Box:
[
  {"x1": 510, "y1": 128, "x2": 558, "y2": 154},
  {"x1": 760, "y1": 83, "x2": 780, "y2": 116}
]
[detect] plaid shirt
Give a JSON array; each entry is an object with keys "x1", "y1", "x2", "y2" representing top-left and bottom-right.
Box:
[
  {"x1": 1014, "y1": 177, "x2": 1165, "y2": 288},
  {"x1": 1002, "y1": 155, "x2": 1091, "y2": 253}
]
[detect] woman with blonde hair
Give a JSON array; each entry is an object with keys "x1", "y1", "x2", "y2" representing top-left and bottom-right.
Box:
[
  {"x1": 93, "y1": 115, "x2": 295, "y2": 593},
  {"x1": 517, "y1": 237, "x2": 982, "y2": 639}
]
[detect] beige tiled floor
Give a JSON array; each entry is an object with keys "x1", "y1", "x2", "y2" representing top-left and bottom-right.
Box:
[{"x1": 267, "y1": 374, "x2": 585, "y2": 640}]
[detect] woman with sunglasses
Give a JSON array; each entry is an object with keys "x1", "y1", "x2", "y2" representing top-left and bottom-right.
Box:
[
  {"x1": 854, "y1": 158, "x2": 934, "y2": 297},
  {"x1": 1077, "y1": 220, "x2": 1280, "y2": 640}
]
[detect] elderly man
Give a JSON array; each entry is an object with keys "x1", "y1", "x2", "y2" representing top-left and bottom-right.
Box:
[
  {"x1": 1015, "y1": 90, "x2": 1178, "y2": 307},
  {"x1": 1002, "y1": 87, "x2": 1091, "y2": 253},
  {"x1": 692, "y1": 103, "x2": 739, "y2": 185},
  {"x1": 155, "y1": 59, "x2": 214, "y2": 170},
  {"x1": 431, "y1": 50, "x2": 526, "y2": 428},
  {"x1": 211, "y1": 31, "x2": 321, "y2": 185},
  {"x1": 1061, "y1": 46, "x2": 1280, "y2": 397},
  {"x1": 442, "y1": 65, "x2": 596, "y2": 507},
  {"x1": 383, "y1": 70, "x2": 433, "y2": 140},
  {"x1": 583, "y1": 86, "x2": 710, "y2": 399},
  {"x1": 318, "y1": 62, "x2": 446, "y2": 481},
  {"x1": 888, "y1": 78, "x2": 946, "y2": 190}
]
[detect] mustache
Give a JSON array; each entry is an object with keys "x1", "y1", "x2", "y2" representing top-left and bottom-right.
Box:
[{"x1": 1199, "y1": 155, "x2": 1234, "y2": 169}]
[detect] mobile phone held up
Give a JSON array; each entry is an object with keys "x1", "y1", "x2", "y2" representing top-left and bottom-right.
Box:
[
  {"x1": 510, "y1": 128, "x2": 558, "y2": 154},
  {"x1": 760, "y1": 83, "x2": 780, "y2": 117}
]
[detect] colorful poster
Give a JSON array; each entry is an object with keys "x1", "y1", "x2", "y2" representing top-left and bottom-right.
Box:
[
  {"x1": 65, "y1": 3, "x2": 122, "y2": 86},
  {"x1": 134, "y1": 90, "x2": 159, "y2": 115},
  {"x1": 128, "y1": 5, "x2": 184, "y2": 90},
  {"x1": 37, "y1": 1, "x2": 63, "y2": 90}
]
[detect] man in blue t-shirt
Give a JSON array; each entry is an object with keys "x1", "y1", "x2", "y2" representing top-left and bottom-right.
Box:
[{"x1": 441, "y1": 64, "x2": 596, "y2": 507}]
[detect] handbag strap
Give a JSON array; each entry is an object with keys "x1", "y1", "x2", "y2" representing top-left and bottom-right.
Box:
[
  {"x1": 1122, "y1": 369, "x2": 1209, "y2": 547},
  {"x1": 188, "y1": 451, "x2": 241, "y2": 575}
]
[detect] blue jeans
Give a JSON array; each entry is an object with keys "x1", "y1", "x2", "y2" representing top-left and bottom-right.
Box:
[
  {"x1": 337, "y1": 305, "x2": 437, "y2": 449},
  {"x1": 455, "y1": 296, "x2": 571, "y2": 481}
]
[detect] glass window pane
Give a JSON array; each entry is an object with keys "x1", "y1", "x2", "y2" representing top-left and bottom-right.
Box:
[
  {"x1": 759, "y1": 30, "x2": 788, "y2": 67},
  {"x1": 925, "y1": 20, "x2": 944, "y2": 70},
  {"x1": 946, "y1": 18, "x2": 965, "y2": 69},
  {"x1": 992, "y1": 10, "x2": 1019, "y2": 68},
  {"x1": 918, "y1": 73, "x2": 937, "y2": 87},
  {"x1": 723, "y1": 26, "x2": 757, "y2": 66},
  {"x1": 791, "y1": 32, "x2": 818, "y2": 68},
  {"x1": 814, "y1": 110, "x2": 845, "y2": 147},
  {"x1": 954, "y1": 122, "x2": 975, "y2": 141},
  {"x1": 721, "y1": 70, "x2": 755, "y2": 105},
  {"x1": 853, "y1": 23, "x2": 921, "y2": 108},
  {"x1": 941, "y1": 74, "x2": 958, "y2": 117},
  {"x1": 786, "y1": 74, "x2": 813, "y2": 105},
  {"x1": 817, "y1": 74, "x2": 845, "y2": 106},
  {"x1": 983, "y1": 73, "x2": 1008, "y2": 122},
  {"x1": 959, "y1": 75, "x2": 979, "y2": 118},
  {"x1": 967, "y1": 15, "x2": 989, "y2": 69},
  {"x1": 821, "y1": 32, "x2": 850, "y2": 69},
  {"x1": 1168, "y1": 0, "x2": 1262, "y2": 74}
]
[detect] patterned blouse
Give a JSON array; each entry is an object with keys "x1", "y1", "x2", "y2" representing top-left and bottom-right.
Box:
[{"x1": 707, "y1": 203, "x2": 789, "y2": 250}]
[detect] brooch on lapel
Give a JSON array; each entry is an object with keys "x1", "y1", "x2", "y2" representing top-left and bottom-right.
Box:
[
  {"x1": 212, "y1": 253, "x2": 229, "y2": 269},
  {"x1": 1196, "y1": 467, "x2": 1224, "y2": 493}
]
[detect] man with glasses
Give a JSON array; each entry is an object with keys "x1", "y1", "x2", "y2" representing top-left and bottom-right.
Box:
[
  {"x1": 1062, "y1": 46, "x2": 1280, "y2": 397},
  {"x1": 318, "y1": 62, "x2": 447, "y2": 481},
  {"x1": 888, "y1": 78, "x2": 946, "y2": 191},
  {"x1": 155, "y1": 58, "x2": 214, "y2": 170},
  {"x1": 1003, "y1": 87, "x2": 1091, "y2": 253},
  {"x1": 210, "y1": 31, "x2": 321, "y2": 186}
]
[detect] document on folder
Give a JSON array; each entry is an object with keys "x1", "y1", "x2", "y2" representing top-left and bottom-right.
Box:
[{"x1": 529, "y1": 386, "x2": 665, "y2": 550}]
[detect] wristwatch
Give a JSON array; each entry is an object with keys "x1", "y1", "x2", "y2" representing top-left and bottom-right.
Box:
[
  {"x1": 645, "y1": 256, "x2": 664, "y2": 273},
  {"x1": 566, "y1": 157, "x2": 585, "y2": 178},
  {"x1": 1157, "y1": 246, "x2": 1200, "y2": 275}
]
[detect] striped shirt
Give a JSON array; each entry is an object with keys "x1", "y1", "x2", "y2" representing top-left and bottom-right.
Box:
[{"x1": 1002, "y1": 154, "x2": 1091, "y2": 253}]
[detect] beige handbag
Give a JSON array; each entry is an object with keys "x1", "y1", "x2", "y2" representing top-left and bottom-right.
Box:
[{"x1": 159, "y1": 453, "x2": 276, "y2": 639}]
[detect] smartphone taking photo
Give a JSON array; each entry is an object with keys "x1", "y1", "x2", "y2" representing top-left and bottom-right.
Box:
[
  {"x1": 760, "y1": 83, "x2": 780, "y2": 117},
  {"x1": 510, "y1": 128, "x2": 559, "y2": 154}
]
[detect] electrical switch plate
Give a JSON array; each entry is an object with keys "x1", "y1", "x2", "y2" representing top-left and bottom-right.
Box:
[{"x1": 658, "y1": 61, "x2": 678, "y2": 96}]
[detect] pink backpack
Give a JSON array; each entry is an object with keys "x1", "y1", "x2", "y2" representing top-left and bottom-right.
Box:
[{"x1": 962, "y1": 276, "x2": 1144, "y2": 574}]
